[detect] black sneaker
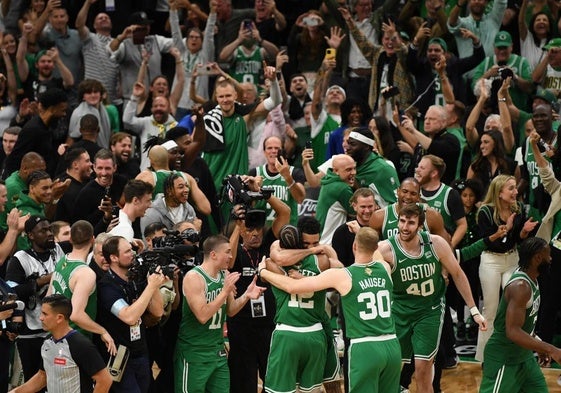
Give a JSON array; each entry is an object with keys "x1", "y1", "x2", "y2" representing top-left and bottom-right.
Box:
[
  {"x1": 455, "y1": 322, "x2": 467, "y2": 344},
  {"x1": 466, "y1": 323, "x2": 478, "y2": 344},
  {"x1": 443, "y1": 355, "x2": 459, "y2": 369}
]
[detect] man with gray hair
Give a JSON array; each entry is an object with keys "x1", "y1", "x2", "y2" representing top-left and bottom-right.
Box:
[{"x1": 399, "y1": 104, "x2": 461, "y2": 185}]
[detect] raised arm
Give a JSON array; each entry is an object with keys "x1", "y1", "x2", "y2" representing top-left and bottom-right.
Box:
[
  {"x1": 16, "y1": 23, "x2": 32, "y2": 83},
  {"x1": 169, "y1": 47, "x2": 185, "y2": 116},
  {"x1": 183, "y1": 269, "x2": 235, "y2": 323},
  {"x1": 497, "y1": 77, "x2": 515, "y2": 154},
  {"x1": 434, "y1": 55, "x2": 454, "y2": 105},
  {"x1": 50, "y1": 48, "x2": 74, "y2": 88},
  {"x1": 184, "y1": 172, "x2": 211, "y2": 214},
  {"x1": 518, "y1": 0, "x2": 529, "y2": 41},
  {"x1": 76, "y1": 0, "x2": 95, "y2": 40},
  {"x1": 29, "y1": 0, "x2": 57, "y2": 43},
  {"x1": 1, "y1": 48, "x2": 18, "y2": 105},
  {"x1": 219, "y1": 22, "x2": 248, "y2": 62},
  {"x1": 116, "y1": 271, "x2": 166, "y2": 325},
  {"x1": 311, "y1": 59, "x2": 333, "y2": 121},
  {"x1": 466, "y1": 81, "x2": 487, "y2": 149}
]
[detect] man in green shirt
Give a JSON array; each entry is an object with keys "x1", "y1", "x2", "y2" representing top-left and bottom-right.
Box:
[
  {"x1": 471, "y1": 31, "x2": 533, "y2": 112},
  {"x1": 345, "y1": 127, "x2": 399, "y2": 208},
  {"x1": 1, "y1": 152, "x2": 45, "y2": 230}
]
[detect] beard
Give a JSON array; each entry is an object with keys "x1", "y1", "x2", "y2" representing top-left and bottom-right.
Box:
[{"x1": 538, "y1": 261, "x2": 551, "y2": 276}]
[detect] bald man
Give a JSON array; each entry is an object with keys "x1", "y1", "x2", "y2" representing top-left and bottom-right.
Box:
[{"x1": 316, "y1": 154, "x2": 357, "y2": 244}]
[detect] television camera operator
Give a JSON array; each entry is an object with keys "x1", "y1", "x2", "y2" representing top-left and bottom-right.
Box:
[
  {"x1": 124, "y1": 223, "x2": 202, "y2": 392},
  {"x1": 0, "y1": 280, "x2": 24, "y2": 393},
  {"x1": 227, "y1": 174, "x2": 291, "y2": 393}
]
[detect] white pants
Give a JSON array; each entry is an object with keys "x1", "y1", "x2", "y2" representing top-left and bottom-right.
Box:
[{"x1": 474, "y1": 249, "x2": 519, "y2": 361}]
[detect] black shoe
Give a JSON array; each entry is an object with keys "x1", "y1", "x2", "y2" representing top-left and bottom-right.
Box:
[
  {"x1": 466, "y1": 324, "x2": 478, "y2": 344},
  {"x1": 443, "y1": 355, "x2": 459, "y2": 369},
  {"x1": 455, "y1": 322, "x2": 467, "y2": 344}
]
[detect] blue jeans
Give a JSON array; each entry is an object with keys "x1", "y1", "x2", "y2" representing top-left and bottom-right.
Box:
[{"x1": 111, "y1": 355, "x2": 151, "y2": 393}]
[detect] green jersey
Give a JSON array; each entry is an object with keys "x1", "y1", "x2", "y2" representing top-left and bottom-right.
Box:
[
  {"x1": 254, "y1": 165, "x2": 298, "y2": 225},
  {"x1": 151, "y1": 169, "x2": 172, "y2": 198},
  {"x1": 381, "y1": 203, "x2": 430, "y2": 240},
  {"x1": 315, "y1": 169, "x2": 354, "y2": 243},
  {"x1": 312, "y1": 115, "x2": 339, "y2": 171},
  {"x1": 231, "y1": 46, "x2": 263, "y2": 85},
  {"x1": 355, "y1": 153, "x2": 399, "y2": 208},
  {"x1": 523, "y1": 136, "x2": 557, "y2": 221},
  {"x1": 272, "y1": 255, "x2": 328, "y2": 327},
  {"x1": 485, "y1": 270, "x2": 540, "y2": 364},
  {"x1": 447, "y1": 126, "x2": 468, "y2": 178},
  {"x1": 0, "y1": 171, "x2": 27, "y2": 230},
  {"x1": 203, "y1": 113, "x2": 249, "y2": 191},
  {"x1": 421, "y1": 184, "x2": 456, "y2": 232},
  {"x1": 50, "y1": 256, "x2": 96, "y2": 337},
  {"x1": 341, "y1": 262, "x2": 395, "y2": 339},
  {"x1": 176, "y1": 266, "x2": 227, "y2": 362},
  {"x1": 388, "y1": 231, "x2": 446, "y2": 313}
]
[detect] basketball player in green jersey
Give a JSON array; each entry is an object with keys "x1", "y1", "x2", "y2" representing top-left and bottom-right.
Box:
[
  {"x1": 259, "y1": 226, "x2": 401, "y2": 393},
  {"x1": 377, "y1": 203, "x2": 486, "y2": 393},
  {"x1": 480, "y1": 237, "x2": 561, "y2": 393},
  {"x1": 174, "y1": 235, "x2": 265, "y2": 393},
  {"x1": 267, "y1": 219, "x2": 342, "y2": 393},
  {"x1": 369, "y1": 177, "x2": 448, "y2": 241}
]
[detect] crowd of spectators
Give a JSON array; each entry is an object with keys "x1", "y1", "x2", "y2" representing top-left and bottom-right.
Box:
[{"x1": 0, "y1": 0, "x2": 559, "y2": 392}]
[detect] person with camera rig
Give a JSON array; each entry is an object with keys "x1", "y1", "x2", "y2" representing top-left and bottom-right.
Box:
[
  {"x1": 227, "y1": 183, "x2": 290, "y2": 393},
  {"x1": 97, "y1": 235, "x2": 166, "y2": 393},
  {"x1": 174, "y1": 234, "x2": 265, "y2": 393},
  {"x1": 5, "y1": 216, "x2": 66, "y2": 388},
  {"x1": 0, "y1": 278, "x2": 24, "y2": 393}
]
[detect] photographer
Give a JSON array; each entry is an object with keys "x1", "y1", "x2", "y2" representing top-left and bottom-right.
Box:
[
  {"x1": 471, "y1": 31, "x2": 533, "y2": 113},
  {"x1": 227, "y1": 176, "x2": 290, "y2": 393},
  {"x1": 0, "y1": 278, "x2": 24, "y2": 393},
  {"x1": 97, "y1": 236, "x2": 166, "y2": 393},
  {"x1": 5, "y1": 216, "x2": 65, "y2": 386}
]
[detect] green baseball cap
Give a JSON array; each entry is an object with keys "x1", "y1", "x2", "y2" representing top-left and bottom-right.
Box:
[
  {"x1": 494, "y1": 31, "x2": 512, "y2": 47},
  {"x1": 544, "y1": 37, "x2": 561, "y2": 50},
  {"x1": 428, "y1": 37, "x2": 448, "y2": 52},
  {"x1": 533, "y1": 87, "x2": 556, "y2": 105}
]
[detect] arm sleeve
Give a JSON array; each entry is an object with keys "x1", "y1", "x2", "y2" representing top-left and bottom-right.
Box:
[
  {"x1": 457, "y1": 238, "x2": 487, "y2": 262},
  {"x1": 202, "y1": 12, "x2": 217, "y2": 62},
  {"x1": 447, "y1": 189, "x2": 466, "y2": 221},
  {"x1": 5, "y1": 257, "x2": 35, "y2": 302},
  {"x1": 122, "y1": 100, "x2": 144, "y2": 134},
  {"x1": 68, "y1": 333, "x2": 107, "y2": 376}
]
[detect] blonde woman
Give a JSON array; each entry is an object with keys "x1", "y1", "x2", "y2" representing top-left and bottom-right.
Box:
[{"x1": 475, "y1": 174, "x2": 538, "y2": 361}]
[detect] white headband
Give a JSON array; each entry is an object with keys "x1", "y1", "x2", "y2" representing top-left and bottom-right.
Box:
[
  {"x1": 161, "y1": 140, "x2": 178, "y2": 151},
  {"x1": 349, "y1": 131, "x2": 374, "y2": 147}
]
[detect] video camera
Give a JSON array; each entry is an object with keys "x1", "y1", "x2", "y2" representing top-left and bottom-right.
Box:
[
  {"x1": 0, "y1": 293, "x2": 24, "y2": 334},
  {"x1": 221, "y1": 174, "x2": 274, "y2": 210},
  {"x1": 127, "y1": 229, "x2": 200, "y2": 283}
]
